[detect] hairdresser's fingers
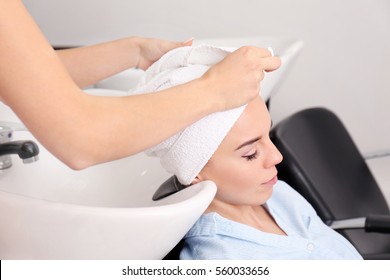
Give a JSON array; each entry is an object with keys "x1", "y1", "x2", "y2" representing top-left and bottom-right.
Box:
[
  {"x1": 233, "y1": 46, "x2": 281, "y2": 75},
  {"x1": 181, "y1": 37, "x2": 194, "y2": 47},
  {"x1": 235, "y1": 45, "x2": 273, "y2": 58},
  {"x1": 157, "y1": 37, "x2": 193, "y2": 52},
  {"x1": 259, "y1": 56, "x2": 282, "y2": 73},
  {"x1": 200, "y1": 45, "x2": 283, "y2": 111},
  {"x1": 137, "y1": 37, "x2": 193, "y2": 69}
]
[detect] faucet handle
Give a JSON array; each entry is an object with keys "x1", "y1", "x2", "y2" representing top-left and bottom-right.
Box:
[
  {"x1": 0, "y1": 121, "x2": 27, "y2": 140},
  {"x1": 0, "y1": 122, "x2": 38, "y2": 168},
  {"x1": 0, "y1": 121, "x2": 27, "y2": 132}
]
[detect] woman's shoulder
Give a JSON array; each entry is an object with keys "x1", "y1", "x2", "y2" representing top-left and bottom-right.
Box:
[
  {"x1": 184, "y1": 212, "x2": 220, "y2": 238},
  {"x1": 181, "y1": 213, "x2": 236, "y2": 260}
]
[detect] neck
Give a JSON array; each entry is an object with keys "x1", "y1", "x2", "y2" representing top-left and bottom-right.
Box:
[{"x1": 206, "y1": 199, "x2": 286, "y2": 236}]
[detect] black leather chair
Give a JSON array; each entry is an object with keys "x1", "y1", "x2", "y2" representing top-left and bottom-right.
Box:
[{"x1": 270, "y1": 107, "x2": 390, "y2": 259}]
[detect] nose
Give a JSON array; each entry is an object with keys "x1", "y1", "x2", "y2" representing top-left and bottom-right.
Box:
[{"x1": 264, "y1": 139, "x2": 283, "y2": 168}]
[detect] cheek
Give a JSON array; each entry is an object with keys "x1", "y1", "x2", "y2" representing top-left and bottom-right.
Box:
[
  {"x1": 206, "y1": 158, "x2": 251, "y2": 185},
  {"x1": 205, "y1": 159, "x2": 263, "y2": 202},
  {"x1": 225, "y1": 163, "x2": 255, "y2": 187}
]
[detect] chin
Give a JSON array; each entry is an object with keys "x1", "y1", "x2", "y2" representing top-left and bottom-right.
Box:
[{"x1": 257, "y1": 188, "x2": 274, "y2": 203}]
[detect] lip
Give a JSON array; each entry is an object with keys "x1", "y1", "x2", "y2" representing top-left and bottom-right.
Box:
[{"x1": 263, "y1": 175, "x2": 278, "y2": 185}]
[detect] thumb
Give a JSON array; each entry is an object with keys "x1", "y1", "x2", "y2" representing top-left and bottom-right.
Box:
[{"x1": 182, "y1": 37, "x2": 194, "y2": 46}]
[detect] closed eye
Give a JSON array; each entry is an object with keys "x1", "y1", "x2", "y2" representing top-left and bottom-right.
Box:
[{"x1": 243, "y1": 151, "x2": 258, "y2": 161}]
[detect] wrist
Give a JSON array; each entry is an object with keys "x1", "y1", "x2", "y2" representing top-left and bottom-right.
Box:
[
  {"x1": 196, "y1": 73, "x2": 226, "y2": 114},
  {"x1": 189, "y1": 76, "x2": 223, "y2": 116},
  {"x1": 119, "y1": 36, "x2": 143, "y2": 68}
]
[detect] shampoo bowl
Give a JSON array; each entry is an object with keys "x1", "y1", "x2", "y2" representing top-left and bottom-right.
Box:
[{"x1": 0, "y1": 102, "x2": 216, "y2": 259}]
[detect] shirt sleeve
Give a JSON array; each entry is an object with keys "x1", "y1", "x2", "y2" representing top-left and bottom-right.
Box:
[{"x1": 180, "y1": 236, "x2": 234, "y2": 260}]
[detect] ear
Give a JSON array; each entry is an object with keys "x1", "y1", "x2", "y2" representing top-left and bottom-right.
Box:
[{"x1": 191, "y1": 174, "x2": 204, "y2": 185}]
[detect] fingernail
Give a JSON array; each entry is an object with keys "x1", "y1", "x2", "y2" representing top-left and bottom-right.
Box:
[
  {"x1": 184, "y1": 37, "x2": 195, "y2": 44},
  {"x1": 267, "y1": 46, "x2": 274, "y2": 57}
]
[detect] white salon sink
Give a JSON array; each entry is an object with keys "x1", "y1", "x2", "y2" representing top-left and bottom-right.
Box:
[{"x1": 0, "y1": 101, "x2": 216, "y2": 259}]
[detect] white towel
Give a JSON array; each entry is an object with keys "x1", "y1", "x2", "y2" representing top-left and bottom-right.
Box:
[
  {"x1": 132, "y1": 45, "x2": 232, "y2": 93},
  {"x1": 130, "y1": 45, "x2": 247, "y2": 185}
]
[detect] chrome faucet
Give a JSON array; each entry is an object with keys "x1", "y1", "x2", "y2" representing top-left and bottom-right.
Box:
[{"x1": 0, "y1": 122, "x2": 39, "y2": 169}]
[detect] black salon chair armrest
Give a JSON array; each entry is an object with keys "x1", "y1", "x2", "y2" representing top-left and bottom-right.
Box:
[
  {"x1": 329, "y1": 214, "x2": 390, "y2": 233},
  {"x1": 363, "y1": 150, "x2": 390, "y2": 160}
]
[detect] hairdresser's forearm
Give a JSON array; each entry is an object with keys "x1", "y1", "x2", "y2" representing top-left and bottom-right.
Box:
[
  {"x1": 56, "y1": 37, "x2": 140, "y2": 88},
  {"x1": 55, "y1": 80, "x2": 215, "y2": 169},
  {"x1": 5, "y1": 72, "x2": 215, "y2": 170}
]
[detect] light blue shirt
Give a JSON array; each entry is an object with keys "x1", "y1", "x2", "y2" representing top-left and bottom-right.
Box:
[{"x1": 180, "y1": 180, "x2": 362, "y2": 260}]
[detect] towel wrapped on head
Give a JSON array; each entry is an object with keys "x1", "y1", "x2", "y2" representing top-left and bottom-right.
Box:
[{"x1": 130, "y1": 45, "x2": 250, "y2": 185}]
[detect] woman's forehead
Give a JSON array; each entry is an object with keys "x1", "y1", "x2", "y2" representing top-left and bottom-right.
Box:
[{"x1": 218, "y1": 97, "x2": 270, "y2": 151}]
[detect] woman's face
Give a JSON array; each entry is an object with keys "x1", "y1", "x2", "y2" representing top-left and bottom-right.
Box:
[{"x1": 196, "y1": 96, "x2": 283, "y2": 207}]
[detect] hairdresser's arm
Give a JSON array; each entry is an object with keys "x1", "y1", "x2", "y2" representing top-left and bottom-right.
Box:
[
  {"x1": 56, "y1": 37, "x2": 192, "y2": 88},
  {"x1": 0, "y1": 1, "x2": 280, "y2": 170}
]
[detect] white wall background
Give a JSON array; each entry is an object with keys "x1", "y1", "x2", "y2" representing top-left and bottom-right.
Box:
[{"x1": 23, "y1": 0, "x2": 390, "y2": 156}]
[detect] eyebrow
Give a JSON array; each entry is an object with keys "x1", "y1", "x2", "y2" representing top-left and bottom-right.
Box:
[{"x1": 235, "y1": 137, "x2": 261, "y2": 151}]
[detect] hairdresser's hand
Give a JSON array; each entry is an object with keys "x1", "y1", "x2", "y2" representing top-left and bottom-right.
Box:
[
  {"x1": 202, "y1": 46, "x2": 281, "y2": 111},
  {"x1": 135, "y1": 37, "x2": 193, "y2": 70}
]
